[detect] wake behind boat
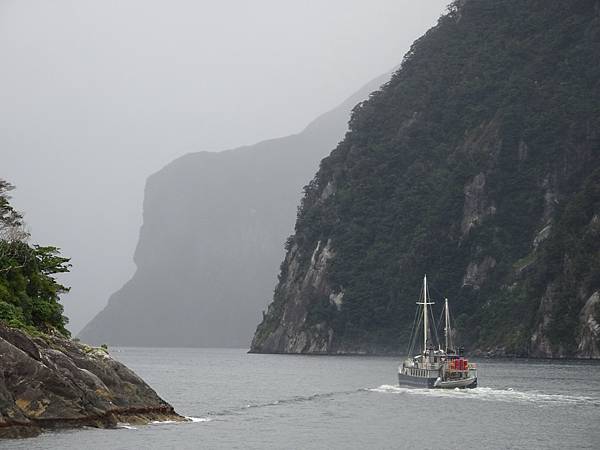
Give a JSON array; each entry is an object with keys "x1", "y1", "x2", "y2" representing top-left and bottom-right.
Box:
[{"x1": 398, "y1": 275, "x2": 477, "y2": 389}]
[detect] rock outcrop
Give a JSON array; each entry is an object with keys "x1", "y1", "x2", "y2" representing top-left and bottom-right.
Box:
[
  {"x1": 0, "y1": 323, "x2": 181, "y2": 439},
  {"x1": 251, "y1": 0, "x2": 600, "y2": 358},
  {"x1": 578, "y1": 292, "x2": 600, "y2": 358}
]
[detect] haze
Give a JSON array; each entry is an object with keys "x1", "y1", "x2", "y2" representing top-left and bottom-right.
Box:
[{"x1": 0, "y1": 0, "x2": 449, "y2": 333}]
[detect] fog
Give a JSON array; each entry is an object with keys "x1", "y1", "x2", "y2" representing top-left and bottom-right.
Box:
[{"x1": 0, "y1": 0, "x2": 449, "y2": 333}]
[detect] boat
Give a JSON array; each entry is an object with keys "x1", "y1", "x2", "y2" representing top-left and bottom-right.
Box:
[{"x1": 398, "y1": 275, "x2": 477, "y2": 389}]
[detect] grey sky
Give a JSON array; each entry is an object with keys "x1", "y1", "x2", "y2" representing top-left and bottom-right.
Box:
[{"x1": 1, "y1": 0, "x2": 449, "y2": 333}]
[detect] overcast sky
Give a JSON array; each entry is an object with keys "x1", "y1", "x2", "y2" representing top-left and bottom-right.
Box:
[{"x1": 1, "y1": 0, "x2": 449, "y2": 333}]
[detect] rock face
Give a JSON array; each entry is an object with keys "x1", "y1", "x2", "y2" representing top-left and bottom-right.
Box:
[
  {"x1": 251, "y1": 0, "x2": 600, "y2": 357},
  {"x1": 578, "y1": 292, "x2": 600, "y2": 358},
  {"x1": 78, "y1": 73, "x2": 390, "y2": 348},
  {"x1": 0, "y1": 324, "x2": 181, "y2": 438}
]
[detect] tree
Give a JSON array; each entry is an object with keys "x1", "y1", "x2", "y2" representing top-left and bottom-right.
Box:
[
  {"x1": 0, "y1": 179, "x2": 29, "y2": 242},
  {"x1": 0, "y1": 180, "x2": 71, "y2": 336}
]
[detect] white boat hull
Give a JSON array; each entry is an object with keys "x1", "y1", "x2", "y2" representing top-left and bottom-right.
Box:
[
  {"x1": 398, "y1": 372, "x2": 478, "y2": 389},
  {"x1": 433, "y1": 376, "x2": 477, "y2": 389}
]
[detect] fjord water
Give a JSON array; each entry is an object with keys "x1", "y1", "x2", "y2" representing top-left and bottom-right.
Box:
[{"x1": 4, "y1": 349, "x2": 599, "y2": 450}]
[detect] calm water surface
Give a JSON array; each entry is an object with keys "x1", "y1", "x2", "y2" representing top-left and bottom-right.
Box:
[{"x1": 3, "y1": 348, "x2": 599, "y2": 449}]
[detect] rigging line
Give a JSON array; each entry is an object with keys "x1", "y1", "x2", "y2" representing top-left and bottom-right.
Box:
[
  {"x1": 405, "y1": 302, "x2": 421, "y2": 356},
  {"x1": 447, "y1": 307, "x2": 454, "y2": 349},
  {"x1": 409, "y1": 311, "x2": 423, "y2": 356},
  {"x1": 435, "y1": 307, "x2": 444, "y2": 336},
  {"x1": 408, "y1": 284, "x2": 425, "y2": 355},
  {"x1": 429, "y1": 305, "x2": 441, "y2": 350},
  {"x1": 407, "y1": 305, "x2": 422, "y2": 356},
  {"x1": 408, "y1": 306, "x2": 422, "y2": 357},
  {"x1": 428, "y1": 283, "x2": 446, "y2": 300}
]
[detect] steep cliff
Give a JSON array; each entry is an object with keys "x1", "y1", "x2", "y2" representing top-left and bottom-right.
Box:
[
  {"x1": 78, "y1": 73, "x2": 390, "y2": 347},
  {"x1": 0, "y1": 323, "x2": 181, "y2": 438},
  {"x1": 251, "y1": 0, "x2": 600, "y2": 358}
]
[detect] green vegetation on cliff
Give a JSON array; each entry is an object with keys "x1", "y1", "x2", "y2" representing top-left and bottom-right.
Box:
[
  {"x1": 252, "y1": 0, "x2": 600, "y2": 357},
  {"x1": 0, "y1": 180, "x2": 71, "y2": 336}
]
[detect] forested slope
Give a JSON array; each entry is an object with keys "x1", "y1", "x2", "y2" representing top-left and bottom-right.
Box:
[{"x1": 251, "y1": 0, "x2": 600, "y2": 358}]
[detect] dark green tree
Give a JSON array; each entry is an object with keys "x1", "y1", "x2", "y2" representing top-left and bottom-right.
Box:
[{"x1": 0, "y1": 180, "x2": 71, "y2": 336}]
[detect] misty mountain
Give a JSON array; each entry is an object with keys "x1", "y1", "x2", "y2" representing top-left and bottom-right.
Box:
[
  {"x1": 251, "y1": 0, "x2": 600, "y2": 358},
  {"x1": 78, "y1": 73, "x2": 390, "y2": 347}
]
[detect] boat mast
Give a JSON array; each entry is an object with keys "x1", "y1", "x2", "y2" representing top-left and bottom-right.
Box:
[
  {"x1": 423, "y1": 276, "x2": 428, "y2": 354},
  {"x1": 444, "y1": 298, "x2": 450, "y2": 352},
  {"x1": 417, "y1": 275, "x2": 434, "y2": 355}
]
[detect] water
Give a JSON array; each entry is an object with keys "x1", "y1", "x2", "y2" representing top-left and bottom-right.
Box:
[{"x1": 3, "y1": 348, "x2": 599, "y2": 449}]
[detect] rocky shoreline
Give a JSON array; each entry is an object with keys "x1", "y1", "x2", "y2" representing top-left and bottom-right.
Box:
[
  {"x1": 0, "y1": 405, "x2": 181, "y2": 439},
  {"x1": 0, "y1": 323, "x2": 183, "y2": 439},
  {"x1": 248, "y1": 348, "x2": 600, "y2": 360}
]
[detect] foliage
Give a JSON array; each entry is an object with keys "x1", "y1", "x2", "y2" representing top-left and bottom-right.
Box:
[
  {"x1": 0, "y1": 180, "x2": 71, "y2": 336},
  {"x1": 259, "y1": 0, "x2": 600, "y2": 354},
  {"x1": 0, "y1": 180, "x2": 28, "y2": 242},
  {"x1": 530, "y1": 168, "x2": 600, "y2": 352}
]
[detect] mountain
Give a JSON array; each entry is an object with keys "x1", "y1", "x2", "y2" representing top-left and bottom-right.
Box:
[
  {"x1": 251, "y1": 0, "x2": 600, "y2": 358},
  {"x1": 78, "y1": 73, "x2": 391, "y2": 347}
]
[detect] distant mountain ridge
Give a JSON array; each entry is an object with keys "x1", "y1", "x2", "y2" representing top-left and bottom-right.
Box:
[
  {"x1": 251, "y1": 0, "x2": 600, "y2": 358},
  {"x1": 78, "y1": 72, "x2": 391, "y2": 347}
]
